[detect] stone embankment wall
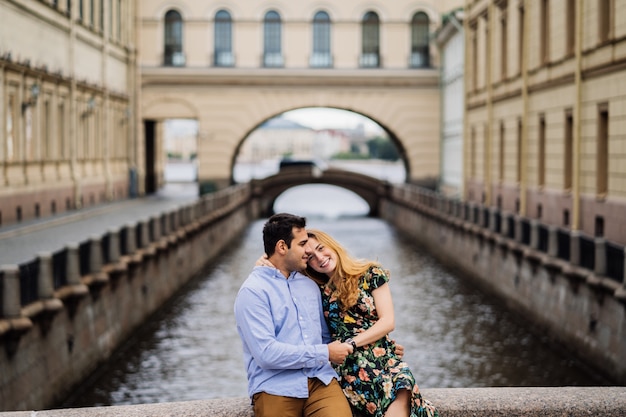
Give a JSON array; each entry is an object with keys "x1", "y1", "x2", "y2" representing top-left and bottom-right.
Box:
[
  {"x1": 0, "y1": 387, "x2": 625, "y2": 417},
  {"x1": 0, "y1": 185, "x2": 253, "y2": 411},
  {"x1": 381, "y1": 184, "x2": 626, "y2": 384}
]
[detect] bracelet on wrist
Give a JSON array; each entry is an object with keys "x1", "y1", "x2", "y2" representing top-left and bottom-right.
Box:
[{"x1": 345, "y1": 338, "x2": 357, "y2": 351}]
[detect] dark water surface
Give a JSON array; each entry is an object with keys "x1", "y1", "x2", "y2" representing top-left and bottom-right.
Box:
[{"x1": 66, "y1": 216, "x2": 609, "y2": 407}]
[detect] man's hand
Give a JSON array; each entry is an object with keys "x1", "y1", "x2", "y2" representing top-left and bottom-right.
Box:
[
  {"x1": 394, "y1": 343, "x2": 404, "y2": 358},
  {"x1": 328, "y1": 340, "x2": 352, "y2": 364}
]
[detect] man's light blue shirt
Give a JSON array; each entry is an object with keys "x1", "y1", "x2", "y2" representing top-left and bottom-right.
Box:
[{"x1": 234, "y1": 266, "x2": 338, "y2": 399}]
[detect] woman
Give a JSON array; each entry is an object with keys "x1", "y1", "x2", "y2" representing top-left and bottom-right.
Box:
[
  {"x1": 257, "y1": 229, "x2": 438, "y2": 417},
  {"x1": 302, "y1": 229, "x2": 438, "y2": 417}
]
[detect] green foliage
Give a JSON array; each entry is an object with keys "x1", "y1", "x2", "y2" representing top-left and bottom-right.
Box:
[{"x1": 367, "y1": 137, "x2": 400, "y2": 161}]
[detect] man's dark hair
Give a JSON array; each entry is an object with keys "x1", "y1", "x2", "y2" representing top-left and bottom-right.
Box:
[{"x1": 263, "y1": 213, "x2": 307, "y2": 256}]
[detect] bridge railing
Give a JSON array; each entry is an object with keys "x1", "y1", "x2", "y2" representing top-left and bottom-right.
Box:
[
  {"x1": 389, "y1": 184, "x2": 626, "y2": 288},
  {"x1": 0, "y1": 387, "x2": 625, "y2": 417},
  {"x1": 0, "y1": 184, "x2": 251, "y2": 326}
]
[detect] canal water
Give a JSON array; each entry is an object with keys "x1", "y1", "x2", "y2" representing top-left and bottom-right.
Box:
[{"x1": 64, "y1": 173, "x2": 609, "y2": 408}]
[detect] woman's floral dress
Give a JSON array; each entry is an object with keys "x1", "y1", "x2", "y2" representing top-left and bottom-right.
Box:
[{"x1": 321, "y1": 266, "x2": 439, "y2": 417}]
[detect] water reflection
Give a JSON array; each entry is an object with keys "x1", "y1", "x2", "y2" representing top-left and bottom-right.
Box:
[{"x1": 67, "y1": 215, "x2": 608, "y2": 408}]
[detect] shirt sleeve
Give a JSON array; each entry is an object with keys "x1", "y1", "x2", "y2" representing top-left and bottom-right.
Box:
[{"x1": 234, "y1": 286, "x2": 329, "y2": 370}]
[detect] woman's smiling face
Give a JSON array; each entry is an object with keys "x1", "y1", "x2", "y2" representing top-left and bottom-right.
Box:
[{"x1": 306, "y1": 237, "x2": 337, "y2": 275}]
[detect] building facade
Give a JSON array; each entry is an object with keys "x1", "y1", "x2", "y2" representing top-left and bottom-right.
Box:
[
  {"x1": 464, "y1": 0, "x2": 626, "y2": 244},
  {"x1": 436, "y1": 8, "x2": 465, "y2": 198},
  {"x1": 0, "y1": 0, "x2": 139, "y2": 227},
  {"x1": 139, "y1": 0, "x2": 464, "y2": 192}
]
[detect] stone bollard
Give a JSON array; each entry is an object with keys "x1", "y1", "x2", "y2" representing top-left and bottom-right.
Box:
[
  {"x1": 170, "y1": 209, "x2": 178, "y2": 231},
  {"x1": 140, "y1": 220, "x2": 150, "y2": 248},
  {"x1": 623, "y1": 247, "x2": 626, "y2": 287},
  {"x1": 1, "y1": 265, "x2": 21, "y2": 318},
  {"x1": 108, "y1": 228, "x2": 120, "y2": 263},
  {"x1": 489, "y1": 208, "x2": 497, "y2": 233},
  {"x1": 530, "y1": 220, "x2": 539, "y2": 250},
  {"x1": 89, "y1": 236, "x2": 103, "y2": 273},
  {"x1": 514, "y1": 216, "x2": 522, "y2": 243},
  {"x1": 151, "y1": 216, "x2": 161, "y2": 241},
  {"x1": 125, "y1": 223, "x2": 136, "y2": 254},
  {"x1": 547, "y1": 226, "x2": 558, "y2": 257},
  {"x1": 37, "y1": 252, "x2": 54, "y2": 299},
  {"x1": 501, "y1": 212, "x2": 510, "y2": 237},
  {"x1": 594, "y1": 238, "x2": 606, "y2": 276},
  {"x1": 570, "y1": 231, "x2": 580, "y2": 266},
  {"x1": 66, "y1": 244, "x2": 81, "y2": 286}
]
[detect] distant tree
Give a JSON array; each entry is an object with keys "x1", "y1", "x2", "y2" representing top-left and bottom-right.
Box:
[{"x1": 367, "y1": 137, "x2": 399, "y2": 160}]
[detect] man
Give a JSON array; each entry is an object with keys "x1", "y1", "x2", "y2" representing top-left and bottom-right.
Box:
[{"x1": 234, "y1": 213, "x2": 353, "y2": 417}]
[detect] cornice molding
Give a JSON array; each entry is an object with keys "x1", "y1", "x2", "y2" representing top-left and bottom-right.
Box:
[{"x1": 141, "y1": 67, "x2": 439, "y2": 89}]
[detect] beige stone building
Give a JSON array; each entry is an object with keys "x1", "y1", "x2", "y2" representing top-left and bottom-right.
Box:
[
  {"x1": 11, "y1": 0, "x2": 623, "y2": 245},
  {"x1": 465, "y1": 0, "x2": 626, "y2": 244},
  {"x1": 139, "y1": 0, "x2": 464, "y2": 193},
  {"x1": 0, "y1": 0, "x2": 139, "y2": 226}
]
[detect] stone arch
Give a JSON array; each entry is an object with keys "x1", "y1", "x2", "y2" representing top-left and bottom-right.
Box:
[
  {"x1": 251, "y1": 168, "x2": 388, "y2": 217},
  {"x1": 142, "y1": 69, "x2": 439, "y2": 191},
  {"x1": 228, "y1": 105, "x2": 411, "y2": 184},
  {"x1": 142, "y1": 97, "x2": 199, "y2": 120}
]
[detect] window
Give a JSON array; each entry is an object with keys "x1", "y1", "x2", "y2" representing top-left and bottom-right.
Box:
[
  {"x1": 6, "y1": 93, "x2": 15, "y2": 161},
  {"x1": 109, "y1": 0, "x2": 113, "y2": 39},
  {"x1": 597, "y1": 104, "x2": 609, "y2": 196},
  {"x1": 361, "y1": 12, "x2": 380, "y2": 68},
  {"x1": 58, "y1": 101, "x2": 65, "y2": 159},
  {"x1": 538, "y1": 115, "x2": 546, "y2": 187},
  {"x1": 471, "y1": 22, "x2": 478, "y2": 90},
  {"x1": 43, "y1": 99, "x2": 50, "y2": 159},
  {"x1": 518, "y1": 5, "x2": 524, "y2": 74},
  {"x1": 566, "y1": 0, "x2": 575, "y2": 55},
  {"x1": 410, "y1": 12, "x2": 429, "y2": 68},
  {"x1": 598, "y1": 0, "x2": 614, "y2": 43},
  {"x1": 117, "y1": 0, "x2": 122, "y2": 41},
  {"x1": 311, "y1": 11, "x2": 332, "y2": 67},
  {"x1": 90, "y1": 0, "x2": 94, "y2": 26},
  {"x1": 263, "y1": 10, "x2": 283, "y2": 67},
  {"x1": 499, "y1": 5, "x2": 508, "y2": 80},
  {"x1": 499, "y1": 122, "x2": 505, "y2": 181},
  {"x1": 79, "y1": 0, "x2": 84, "y2": 21},
  {"x1": 470, "y1": 127, "x2": 476, "y2": 177},
  {"x1": 540, "y1": 0, "x2": 549, "y2": 64},
  {"x1": 517, "y1": 118, "x2": 522, "y2": 182},
  {"x1": 164, "y1": 10, "x2": 184, "y2": 66},
  {"x1": 214, "y1": 10, "x2": 234, "y2": 67},
  {"x1": 100, "y1": 0, "x2": 104, "y2": 32},
  {"x1": 564, "y1": 110, "x2": 573, "y2": 190}
]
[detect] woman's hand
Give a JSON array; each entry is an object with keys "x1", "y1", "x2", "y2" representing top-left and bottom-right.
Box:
[{"x1": 255, "y1": 254, "x2": 275, "y2": 268}]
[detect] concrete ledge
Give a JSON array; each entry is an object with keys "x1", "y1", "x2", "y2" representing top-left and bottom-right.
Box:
[{"x1": 1, "y1": 387, "x2": 624, "y2": 416}]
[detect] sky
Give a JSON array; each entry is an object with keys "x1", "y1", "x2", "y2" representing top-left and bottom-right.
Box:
[
  {"x1": 281, "y1": 107, "x2": 383, "y2": 134},
  {"x1": 165, "y1": 107, "x2": 384, "y2": 137}
]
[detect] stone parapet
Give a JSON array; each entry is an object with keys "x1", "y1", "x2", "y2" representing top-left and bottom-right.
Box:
[{"x1": 0, "y1": 387, "x2": 625, "y2": 416}]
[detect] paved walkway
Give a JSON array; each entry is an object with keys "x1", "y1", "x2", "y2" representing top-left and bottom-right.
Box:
[{"x1": 0, "y1": 183, "x2": 199, "y2": 265}]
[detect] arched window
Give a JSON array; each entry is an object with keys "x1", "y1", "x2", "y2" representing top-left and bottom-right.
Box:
[
  {"x1": 214, "y1": 10, "x2": 234, "y2": 66},
  {"x1": 411, "y1": 12, "x2": 430, "y2": 68},
  {"x1": 311, "y1": 11, "x2": 332, "y2": 67},
  {"x1": 263, "y1": 10, "x2": 283, "y2": 67},
  {"x1": 164, "y1": 9, "x2": 184, "y2": 66},
  {"x1": 360, "y1": 11, "x2": 380, "y2": 67}
]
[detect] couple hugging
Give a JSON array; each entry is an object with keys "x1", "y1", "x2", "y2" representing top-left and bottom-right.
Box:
[{"x1": 234, "y1": 213, "x2": 438, "y2": 417}]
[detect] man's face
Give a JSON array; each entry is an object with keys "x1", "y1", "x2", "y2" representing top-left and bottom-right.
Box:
[{"x1": 283, "y1": 227, "x2": 311, "y2": 272}]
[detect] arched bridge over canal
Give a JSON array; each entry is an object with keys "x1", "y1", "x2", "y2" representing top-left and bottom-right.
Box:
[{"x1": 249, "y1": 167, "x2": 390, "y2": 217}]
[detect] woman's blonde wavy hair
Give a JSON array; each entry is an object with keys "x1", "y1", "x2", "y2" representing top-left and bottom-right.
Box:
[{"x1": 305, "y1": 229, "x2": 380, "y2": 311}]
